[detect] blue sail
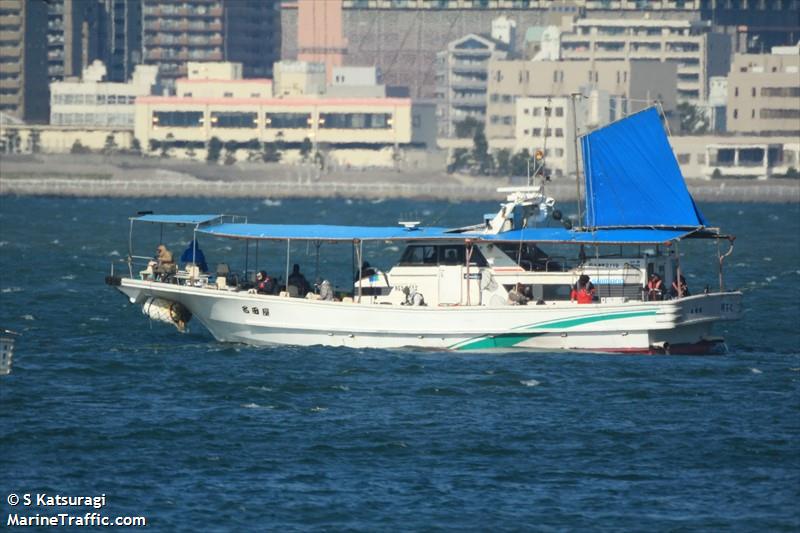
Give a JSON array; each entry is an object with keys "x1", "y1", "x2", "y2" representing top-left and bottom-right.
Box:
[{"x1": 581, "y1": 107, "x2": 708, "y2": 229}]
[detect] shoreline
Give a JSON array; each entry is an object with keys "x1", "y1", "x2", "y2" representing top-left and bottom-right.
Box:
[
  {"x1": 2, "y1": 177, "x2": 800, "y2": 203},
  {"x1": 1, "y1": 154, "x2": 799, "y2": 203}
]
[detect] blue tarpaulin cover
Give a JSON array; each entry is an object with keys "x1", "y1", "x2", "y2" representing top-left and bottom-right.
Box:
[
  {"x1": 133, "y1": 214, "x2": 224, "y2": 225},
  {"x1": 581, "y1": 107, "x2": 708, "y2": 229},
  {"x1": 198, "y1": 223, "x2": 696, "y2": 245}
]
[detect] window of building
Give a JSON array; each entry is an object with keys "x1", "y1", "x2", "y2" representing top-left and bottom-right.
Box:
[
  {"x1": 761, "y1": 108, "x2": 800, "y2": 119},
  {"x1": 555, "y1": 148, "x2": 564, "y2": 157},
  {"x1": 555, "y1": 107, "x2": 564, "y2": 117},
  {"x1": 250, "y1": 93, "x2": 261, "y2": 98},
  {"x1": 752, "y1": 87, "x2": 756, "y2": 97},
  {"x1": 501, "y1": 95, "x2": 512, "y2": 103},
  {"x1": 224, "y1": 92, "x2": 233, "y2": 98},
  {"x1": 523, "y1": 129, "x2": 529, "y2": 135},
  {"x1": 97, "y1": 94, "x2": 106, "y2": 104},
  {"x1": 183, "y1": 92, "x2": 193, "y2": 97},
  {"x1": 490, "y1": 94, "x2": 499, "y2": 102},
  {"x1": 211, "y1": 112, "x2": 258, "y2": 128},
  {"x1": 523, "y1": 108, "x2": 529, "y2": 115},
  {"x1": 751, "y1": 109, "x2": 755, "y2": 118},
  {"x1": 265, "y1": 112, "x2": 311, "y2": 129},
  {"x1": 555, "y1": 128, "x2": 564, "y2": 137},
  {"x1": 502, "y1": 116, "x2": 512, "y2": 125},
  {"x1": 733, "y1": 109, "x2": 738, "y2": 119},
  {"x1": 319, "y1": 113, "x2": 393, "y2": 129},
  {"x1": 533, "y1": 107, "x2": 541, "y2": 116},
  {"x1": 677, "y1": 153, "x2": 690, "y2": 164},
  {"x1": 490, "y1": 115, "x2": 500, "y2": 124},
  {"x1": 532, "y1": 128, "x2": 542, "y2": 136},
  {"x1": 153, "y1": 111, "x2": 204, "y2": 127},
  {"x1": 761, "y1": 87, "x2": 800, "y2": 97},
  {"x1": 734, "y1": 87, "x2": 739, "y2": 97}
]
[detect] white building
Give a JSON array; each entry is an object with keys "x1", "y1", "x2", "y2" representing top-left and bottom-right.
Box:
[
  {"x1": 514, "y1": 90, "x2": 613, "y2": 178},
  {"x1": 49, "y1": 61, "x2": 158, "y2": 128}
]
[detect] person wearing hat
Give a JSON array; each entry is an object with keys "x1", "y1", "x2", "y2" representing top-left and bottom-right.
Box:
[{"x1": 154, "y1": 244, "x2": 176, "y2": 280}]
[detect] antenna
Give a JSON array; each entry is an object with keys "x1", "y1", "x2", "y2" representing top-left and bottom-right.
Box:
[{"x1": 571, "y1": 92, "x2": 583, "y2": 229}]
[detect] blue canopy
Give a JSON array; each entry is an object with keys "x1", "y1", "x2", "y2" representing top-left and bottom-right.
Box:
[
  {"x1": 197, "y1": 222, "x2": 698, "y2": 245},
  {"x1": 581, "y1": 107, "x2": 708, "y2": 229},
  {"x1": 133, "y1": 214, "x2": 225, "y2": 226},
  {"x1": 481, "y1": 227, "x2": 696, "y2": 245},
  {"x1": 198, "y1": 223, "x2": 457, "y2": 242}
]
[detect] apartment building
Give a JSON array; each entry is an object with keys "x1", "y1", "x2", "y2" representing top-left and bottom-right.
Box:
[
  {"x1": 436, "y1": 33, "x2": 509, "y2": 137},
  {"x1": 50, "y1": 60, "x2": 158, "y2": 128},
  {"x1": 560, "y1": 18, "x2": 730, "y2": 103},
  {"x1": 485, "y1": 58, "x2": 677, "y2": 139},
  {"x1": 0, "y1": 0, "x2": 48, "y2": 122},
  {"x1": 142, "y1": 0, "x2": 280, "y2": 88},
  {"x1": 134, "y1": 61, "x2": 436, "y2": 154},
  {"x1": 726, "y1": 46, "x2": 800, "y2": 136}
]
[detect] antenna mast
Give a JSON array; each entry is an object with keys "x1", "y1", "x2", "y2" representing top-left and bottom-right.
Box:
[{"x1": 571, "y1": 93, "x2": 583, "y2": 229}]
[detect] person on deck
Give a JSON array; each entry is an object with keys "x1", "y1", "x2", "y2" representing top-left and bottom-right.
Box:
[
  {"x1": 180, "y1": 239, "x2": 208, "y2": 273},
  {"x1": 647, "y1": 273, "x2": 665, "y2": 301},
  {"x1": 154, "y1": 244, "x2": 176, "y2": 279},
  {"x1": 670, "y1": 274, "x2": 690, "y2": 299},
  {"x1": 571, "y1": 274, "x2": 595, "y2": 304},
  {"x1": 255, "y1": 271, "x2": 276, "y2": 295},
  {"x1": 355, "y1": 261, "x2": 377, "y2": 281},
  {"x1": 508, "y1": 283, "x2": 530, "y2": 305},
  {"x1": 288, "y1": 264, "x2": 311, "y2": 296}
]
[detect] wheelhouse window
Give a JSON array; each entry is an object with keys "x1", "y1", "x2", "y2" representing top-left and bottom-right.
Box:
[
  {"x1": 211, "y1": 112, "x2": 257, "y2": 128},
  {"x1": 319, "y1": 113, "x2": 392, "y2": 129},
  {"x1": 265, "y1": 112, "x2": 311, "y2": 129},
  {"x1": 152, "y1": 111, "x2": 203, "y2": 127},
  {"x1": 399, "y1": 245, "x2": 487, "y2": 266}
]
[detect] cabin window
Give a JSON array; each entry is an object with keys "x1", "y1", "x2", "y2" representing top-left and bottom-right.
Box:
[{"x1": 400, "y1": 245, "x2": 438, "y2": 265}]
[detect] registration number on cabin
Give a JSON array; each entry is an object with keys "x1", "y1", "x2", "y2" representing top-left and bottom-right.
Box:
[{"x1": 242, "y1": 306, "x2": 269, "y2": 316}]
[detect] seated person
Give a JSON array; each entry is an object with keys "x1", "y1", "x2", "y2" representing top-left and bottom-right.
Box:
[
  {"x1": 154, "y1": 244, "x2": 176, "y2": 279},
  {"x1": 508, "y1": 283, "x2": 530, "y2": 305},
  {"x1": 647, "y1": 273, "x2": 665, "y2": 301},
  {"x1": 287, "y1": 264, "x2": 311, "y2": 295},
  {"x1": 255, "y1": 271, "x2": 276, "y2": 295},
  {"x1": 355, "y1": 261, "x2": 378, "y2": 281},
  {"x1": 180, "y1": 239, "x2": 208, "y2": 272},
  {"x1": 570, "y1": 274, "x2": 595, "y2": 304},
  {"x1": 318, "y1": 279, "x2": 334, "y2": 301},
  {"x1": 670, "y1": 274, "x2": 690, "y2": 299}
]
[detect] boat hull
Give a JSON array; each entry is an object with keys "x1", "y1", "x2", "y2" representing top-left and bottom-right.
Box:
[{"x1": 114, "y1": 278, "x2": 742, "y2": 354}]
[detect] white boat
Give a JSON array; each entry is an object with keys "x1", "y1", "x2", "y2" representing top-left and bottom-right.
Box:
[{"x1": 107, "y1": 107, "x2": 742, "y2": 354}]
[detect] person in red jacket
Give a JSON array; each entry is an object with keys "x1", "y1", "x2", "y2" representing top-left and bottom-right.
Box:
[{"x1": 571, "y1": 274, "x2": 595, "y2": 304}]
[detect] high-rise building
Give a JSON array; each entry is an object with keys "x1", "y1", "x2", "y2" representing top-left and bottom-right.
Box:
[
  {"x1": 141, "y1": 0, "x2": 281, "y2": 89},
  {"x1": 436, "y1": 33, "x2": 509, "y2": 137},
  {"x1": 98, "y1": 0, "x2": 143, "y2": 83},
  {"x1": 701, "y1": 0, "x2": 800, "y2": 54},
  {"x1": 0, "y1": 0, "x2": 48, "y2": 122},
  {"x1": 296, "y1": 0, "x2": 346, "y2": 81}
]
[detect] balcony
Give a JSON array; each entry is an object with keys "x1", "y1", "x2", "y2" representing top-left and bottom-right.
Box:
[{"x1": 450, "y1": 78, "x2": 486, "y2": 90}]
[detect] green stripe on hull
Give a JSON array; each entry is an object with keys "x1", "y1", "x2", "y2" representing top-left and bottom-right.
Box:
[{"x1": 453, "y1": 309, "x2": 659, "y2": 351}]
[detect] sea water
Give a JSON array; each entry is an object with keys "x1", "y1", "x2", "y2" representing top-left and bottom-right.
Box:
[{"x1": 0, "y1": 197, "x2": 798, "y2": 531}]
